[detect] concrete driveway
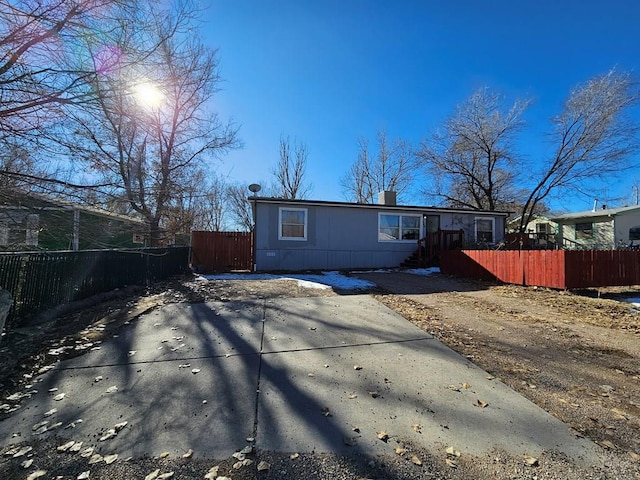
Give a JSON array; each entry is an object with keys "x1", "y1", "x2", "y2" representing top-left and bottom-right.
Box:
[{"x1": 0, "y1": 295, "x2": 601, "y2": 464}]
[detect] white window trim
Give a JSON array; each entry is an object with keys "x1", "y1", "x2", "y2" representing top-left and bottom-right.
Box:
[
  {"x1": 475, "y1": 217, "x2": 495, "y2": 243},
  {"x1": 378, "y1": 212, "x2": 422, "y2": 243},
  {"x1": 0, "y1": 223, "x2": 8, "y2": 246},
  {"x1": 278, "y1": 207, "x2": 308, "y2": 241},
  {"x1": 25, "y1": 213, "x2": 39, "y2": 246}
]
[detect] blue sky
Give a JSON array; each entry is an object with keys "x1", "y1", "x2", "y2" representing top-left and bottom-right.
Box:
[{"x1": 203, "y1": 0, "x2": 640, "y2": 212}]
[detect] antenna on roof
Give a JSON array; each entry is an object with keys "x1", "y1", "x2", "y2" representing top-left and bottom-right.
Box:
[{"x1": 248, "y1": 184, "x2": 261, "y2": 196}]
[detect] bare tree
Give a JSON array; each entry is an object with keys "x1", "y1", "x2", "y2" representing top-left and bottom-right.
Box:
[
  {"x1": 271, "y1": 136, "x2": 312, "y2": 199},
  {"x1": 518, "y1": 70, "x2": 639, "y2": 232},
  {"x1": 60, "y1": 1, "x2": 237, "y2": 245},
  {"x1": 189, "y1": 173, "x2": 229, "y2": 231},
  {"x1": 417, "y1": 88, "x2": 530, "y2": 210},
  {"x1": 0, "y1": 0, "x2": 131, "y2": 139},
  {"x1": 631, "y1": 177, "x2": 640, "y2": 206},
  {"x1": 341, "y1": 130, "x2": 416, "y2": 203},
  {"x1": 227, "y1": 183, "x2": 254, "y2": 231},
  {"x1": 0, "y1": 140, "x2": 44, "y2": 194}
]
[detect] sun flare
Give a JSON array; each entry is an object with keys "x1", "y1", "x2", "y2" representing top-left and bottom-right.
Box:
[{"x1": 133, "y1": 82, "x2": 163, "y2": 109}]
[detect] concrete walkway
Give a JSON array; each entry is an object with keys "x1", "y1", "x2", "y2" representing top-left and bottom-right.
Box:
[{"x1": 1, "y1": 295, "x2": 601, "y2": 463}]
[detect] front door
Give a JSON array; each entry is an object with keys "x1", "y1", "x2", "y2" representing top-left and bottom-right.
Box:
[{"x1": 423, "y1": 215, "x2": 440, "y2": 236}]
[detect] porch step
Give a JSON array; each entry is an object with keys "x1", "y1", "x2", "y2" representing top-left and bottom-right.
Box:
[{"x1": 400, "y1": 249, "x2": 439, "y2": 268}]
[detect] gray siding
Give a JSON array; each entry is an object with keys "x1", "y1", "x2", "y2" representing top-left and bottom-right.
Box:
[
  {"x1": 254, "y1": 202, "x2": 506, "y2": 271},
  {"x1": 255, "y1": 204, "x2": 418, "y2": 271}
]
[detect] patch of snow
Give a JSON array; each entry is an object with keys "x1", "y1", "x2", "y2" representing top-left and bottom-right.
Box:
[
  {"x1": 404, "y1": 267, "x2": 440, "y2": 276},
  {"x1": 355, "y1": 268, "x2": 399, "y2": 274},
  {"x1": 201, "y1": 273, "x2": 275, "y2": 281},
  {"x1": 622, "y1": 296, "x2": 640, "y2": 308},
  {"x1": 292, "y1": 278, "x2": 331, "y2": 290},
  {"x1": 199, "y1": 271, "x2": 375, "y2": 291}
]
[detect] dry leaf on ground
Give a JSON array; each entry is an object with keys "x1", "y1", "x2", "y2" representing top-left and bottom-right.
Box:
[
  {"x1": 57, "y1": 440, "x2": 76, "y2": 452},
  {"x1": 26, "y1": 471, "x2": 47, "y2": 480},
  {"x1": 79, "y1": 447, "x2": 94, "y2": 458},
  {"x1": 445, "y1": 446, "x2": 461, "y2": 457},
  {"x1": 445, "y1": 458, "x2": 458, "y2": 468},
  {"x1": 598, "y1": 440, "x2": 616, "y2": 450},
  {"x1": 114, "y1": 421, "x2": 128, "y2": 432},
  {"x1": 144, "y1": 469, "x2": 160, "y2": 480},
  {"x1": 12, "y1": 445, "x2": 33, "y2": 457},
  {"x1": 99, "y1": 429, "x2": 117, "y2": 441},
  {"x1": 204, "y1": 466, "x2": 219, "y2": 479}
]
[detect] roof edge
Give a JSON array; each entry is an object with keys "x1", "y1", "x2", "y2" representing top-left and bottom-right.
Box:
[{"x1": 247, "y1": 196, "x2": 511, "y2": 216}]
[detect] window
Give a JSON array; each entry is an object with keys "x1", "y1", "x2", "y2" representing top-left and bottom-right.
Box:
[
  {"x1": 279, "y1": 208, "x2": 307, "y2": 240},
  {"x1": 575, "y1": 222, "x2": 592, "y2": 241},
  {"x1": 536, "y1": 222, "x2": 549, "y2": 234},
  {"x1": 25, "y1": 214, "x2": 39, "y2": 246},
  {"x1": 629, "y1": 226, "x2": 640, "y2": 241},
  {"x1": 378, "y1": 214, "x2": 421, "y2": 241},
  {"x1": 475, "y1": 217, "x2": 494, "y2": 243},
  {"x1": 0, "y1": 223, "x2": 8, "y2": 246}
]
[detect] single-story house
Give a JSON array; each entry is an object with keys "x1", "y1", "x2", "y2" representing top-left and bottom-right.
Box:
[
  {"x1": 506, "y1": 214, "x2": 559, "y2": 249},
  {"x1": 507, "y1": 215, "x2": 558, "y2": 236},
  {"x1": 550, "y1": 204, "x2": 640, "y2": 249},
  {"x1": 0, "y1": 193, "x2": 147, "y2": 251},
  {"x1": 248, "y1": 192, "x2": 509, "y2": 271}
]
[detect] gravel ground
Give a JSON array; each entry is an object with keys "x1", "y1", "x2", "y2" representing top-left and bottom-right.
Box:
[{"x1": 1, "y1": 273, "x2": 639, "y2": 479}]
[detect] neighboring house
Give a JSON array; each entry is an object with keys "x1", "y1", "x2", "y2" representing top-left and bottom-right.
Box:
[
  {"x1": 550, "y1": 205, "x2": 640, "y2": 250},
  {"x1": 507, "y1": 215, "x2": 557, "y2": 236},
  {"x1": 0, "y1": 193, "x2": 147, "y2": 251},
  {"x1": 506, "y1": 215, "x2": 559, "y2": 249},
  {"x1": 249, "y1": 192, "x2": 509, "y2": 271}
]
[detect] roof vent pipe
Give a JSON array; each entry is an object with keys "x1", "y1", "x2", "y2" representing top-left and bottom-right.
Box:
[{"x1": 592, "y1": 199, "x2": 598, "y2": 212}]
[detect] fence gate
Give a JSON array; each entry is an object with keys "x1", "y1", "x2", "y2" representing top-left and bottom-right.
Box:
[{"x1": 191, "y1": 231, "x2": 253, "y2": 273}]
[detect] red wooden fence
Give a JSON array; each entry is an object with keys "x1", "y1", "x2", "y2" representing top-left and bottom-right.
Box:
[
  {"x1": 441, "y1": 249, "x2": 640, "y2": 289},
  {"x1": 191, "y1": 231, "x2": 253, "y2": 273}
]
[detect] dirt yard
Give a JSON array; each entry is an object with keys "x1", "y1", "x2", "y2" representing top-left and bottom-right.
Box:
[
  {"x1": 1, "y1": 272, "x2": 639, "y2": 479},
  {"x1": 355, "y1": 272, "x2": 640, "y2": 459}
]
